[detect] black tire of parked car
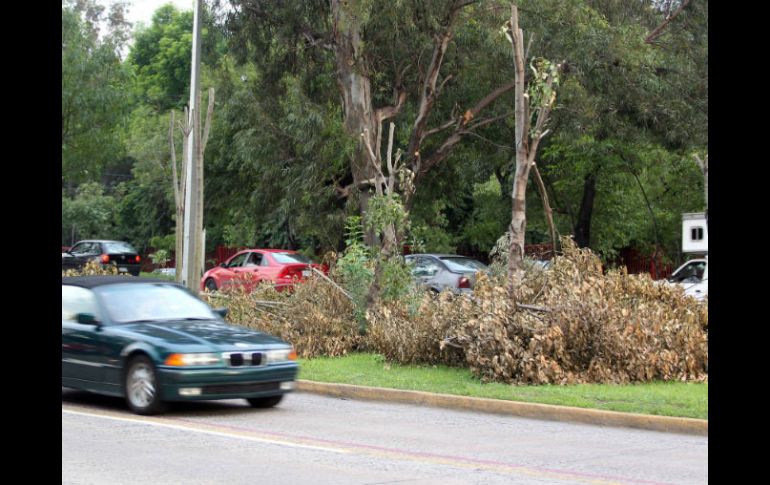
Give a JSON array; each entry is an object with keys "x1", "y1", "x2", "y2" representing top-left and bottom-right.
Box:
[
  {"x1": 124, "y1": 355, "x2": 167, "y2": 415},
  {"x1": 204, "y1": 278, "x2": 218, "y2": 292},
  {"x1": 246, "y1": 395, "x2": 283, "y2": 408}
]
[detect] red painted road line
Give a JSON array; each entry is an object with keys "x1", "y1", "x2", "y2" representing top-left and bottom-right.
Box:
[{"x1": 170, "y1": 416, "x2": 678, "y2": 485}]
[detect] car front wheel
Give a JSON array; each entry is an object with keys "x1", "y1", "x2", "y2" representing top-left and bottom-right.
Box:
[
  {"x1": 125, "y1": 355, "x2": 166, "y2": 415},
  {"x1": 246, "y1": 395, "x2": 283, "y2": 408},
  {"x1": 204, "y1": 278, "x2": 218, "y2": 292}
]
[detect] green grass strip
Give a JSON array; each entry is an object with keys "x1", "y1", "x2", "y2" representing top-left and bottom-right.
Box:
[
  {"x1": 139, "y1": 271, "x2": 175, "y2": 281},
  {"x1": 298, "y1": 352, "x2": 707, "y2": 419}
]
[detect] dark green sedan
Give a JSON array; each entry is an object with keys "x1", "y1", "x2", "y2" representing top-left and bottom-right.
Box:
[{"x1": 62, "y1": 276, "x2": 299, "y2": 415}]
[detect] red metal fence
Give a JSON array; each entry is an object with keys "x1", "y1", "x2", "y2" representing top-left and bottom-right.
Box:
[
  {"x1": 131, "y1": 243, "x2": 674, "y2": 280},
  {"x1": 524, "y1": 243, "x2": 555, "y2": 260},
  {"x1": 140, "y1": 245, "x2": 249, "y2": 272},
  {"x1": 615, "y1": 247, "x2": 674, "y2": 280}
]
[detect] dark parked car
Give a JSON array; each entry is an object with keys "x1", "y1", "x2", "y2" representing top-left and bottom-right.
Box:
[
  {"x1": 405, "y1": 254, "x2": 488, "y2": 293},
  {"x1": 62, "y1": 240, "x2": 142, "y2": 276},
  {"x1": 62, "y1": 276, "x2": 299, "y2": 415}
]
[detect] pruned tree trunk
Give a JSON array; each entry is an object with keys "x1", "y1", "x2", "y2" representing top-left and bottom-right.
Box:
[
  {"x1": 532, "y1": 163, "x2": 558, "y2": 256},
  {"x1": 361, "y1": 123, "x2": 404, "y2": 255},
  {"x1": 194, "y1": 87, "x2": 215, "y2": 278},
  {"x1": 170, "y1": 108, "x2": 191, "y2": 282},
  {"x1": 507, "y1": 4, "x2": 529, "y2": 288},
  {"x1": 169, "y1": 88, "x2": 214, "y2": 284},
  {"x1": 506, "y1": 3, "x2": 560, "y2": 296}
]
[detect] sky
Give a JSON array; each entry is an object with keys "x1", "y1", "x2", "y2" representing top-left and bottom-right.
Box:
[{"x1": 102, "y1": 0, "x2": 194, "y2": 29}]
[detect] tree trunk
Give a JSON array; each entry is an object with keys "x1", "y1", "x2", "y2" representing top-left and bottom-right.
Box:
[
  {"x1": 507, "y1": 3, "x2": 530, "y2": 287},
  {"x1": 574, "y1": 174, "x2": 596, "y2": 248},
  {"x1": 331, "y1": 0, "x2": 380, "y2": 246},
  {"x1": 532, "y1": 163, "x2": 558, "y2": 255},
  {"x1": 508, "y1": 163, "x2": 530, "y2": 277},
  {"x1": 171, "y1": 108, "x2": 191, "y2": 282}
]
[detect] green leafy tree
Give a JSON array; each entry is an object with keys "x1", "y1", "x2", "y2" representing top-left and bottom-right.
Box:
[
  {"x1": 61, "y1": 182, "x2": 119, "y2": 244},
  {"x1": 128, "y1": 4, "x2": 193, "y2": 110},
  {"x1": 222, "y1": 0, "x2": 518, "y2": 247},
  {"x1": 62, "y1": 0, "x2": 132, "y2": 187}
]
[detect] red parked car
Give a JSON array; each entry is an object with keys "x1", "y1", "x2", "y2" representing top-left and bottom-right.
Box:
[{"x1": 200, "y1": 249, "x2": 325, "y2": 293}]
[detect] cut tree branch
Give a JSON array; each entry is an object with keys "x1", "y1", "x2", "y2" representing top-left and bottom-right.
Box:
[{"x1": 645, "y1": 0, "x2": 690, "y2": 44}]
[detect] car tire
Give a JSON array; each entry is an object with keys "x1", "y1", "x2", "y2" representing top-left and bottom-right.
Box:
[
  {"x1": 124, "y1": 355, "x2": 166, "y2": 415},
  {"x1": 204, "y1": 278, "x2": 218, "y2": 292},
  {"x1": 246, "y1": 395, "x2": 283, "y2": 408}
]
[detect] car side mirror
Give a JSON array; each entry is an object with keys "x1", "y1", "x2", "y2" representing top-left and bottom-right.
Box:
[
  {"x1": 220, "y1": 262, "x2": 227, "y2": 268},
  {"x1": 75, "y1": 313, "x2": 99, "y2": 325},
  {"x1": 213, "y1": 307, "x2": 228, "y2": 318}
]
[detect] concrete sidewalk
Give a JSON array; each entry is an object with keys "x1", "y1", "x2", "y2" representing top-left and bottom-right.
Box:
[{"x1": 297, "y1": 380, "x2": 707, "y2": 436}]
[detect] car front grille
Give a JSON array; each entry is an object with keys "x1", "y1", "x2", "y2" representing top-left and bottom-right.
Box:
[
  {"x1": 201, "y1": 381, "x2": 281, "y2": 395},
  {"x1": 223, "y1": 352, "x2": 264, "y2": 367}
]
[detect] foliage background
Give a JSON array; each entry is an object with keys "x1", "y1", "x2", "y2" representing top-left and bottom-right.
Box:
[{"x1": 62, "y1": 0, "x2": 707, "y2": 269}]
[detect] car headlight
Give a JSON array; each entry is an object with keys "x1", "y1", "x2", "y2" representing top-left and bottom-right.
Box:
[
  {"x1": 263, "y1": 348, "x2": 297, "y2": 364},
  {"x1": 164, "y1": 353, "x2": 221, "y2": 366}
]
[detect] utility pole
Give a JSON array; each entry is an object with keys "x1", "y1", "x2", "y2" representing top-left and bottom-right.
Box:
[{"x1": 181, "y1": 0, "x2": 202, "y2": 292}]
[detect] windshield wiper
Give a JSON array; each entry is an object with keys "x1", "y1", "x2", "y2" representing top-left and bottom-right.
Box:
[{"x1": 121, "y1": 317, "x2": 214, "y2": 324}]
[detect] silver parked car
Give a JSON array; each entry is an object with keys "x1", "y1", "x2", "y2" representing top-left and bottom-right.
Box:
[{"x1": 405, "y1": 254, "x2": 488, "y2": 293}]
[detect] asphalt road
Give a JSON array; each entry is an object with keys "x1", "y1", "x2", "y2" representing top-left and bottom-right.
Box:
[{"x1": 62, "y1": 389, "x2": 707, "y2": 485}]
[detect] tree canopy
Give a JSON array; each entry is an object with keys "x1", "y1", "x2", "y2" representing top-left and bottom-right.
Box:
[{"x1": 61, "y1": 0, "x2": 707, "y2": 267}]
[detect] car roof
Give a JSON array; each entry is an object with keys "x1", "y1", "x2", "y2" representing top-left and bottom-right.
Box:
[
  {"x1": 406, "y1": 253, "x2": 477, "y2": 259},
  {"x1": 62, "y1": 276, "x2": 181, "y2": 289},
  {"x1": 75, "y1": 240, "x2": 126, "y2": 243}
]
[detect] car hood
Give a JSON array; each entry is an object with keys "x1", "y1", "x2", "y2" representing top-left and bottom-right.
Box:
[{"x1": 119, "y1": 319, "x2": 288, "y2": 350}]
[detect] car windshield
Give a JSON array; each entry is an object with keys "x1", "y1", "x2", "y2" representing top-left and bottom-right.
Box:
[
  {"x1": 439, "y1": 257, "x2": 487, "y2": 272},
  {"x1": 103, "y1": 241, "x2": 137, "y2": 254},
  {"x1": 271, "y1": 252, "x2": 312, "y2": 264},
  {"x1": 95, "y1": 283, "x2": 216, "y2": 323}
]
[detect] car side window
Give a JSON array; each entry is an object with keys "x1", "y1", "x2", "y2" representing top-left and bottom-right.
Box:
[
  {"x1": 227, "y1": 253, "x2": 248, "y2": 268},
  {"x1": 81, "y1": 243, "x2": 98, "y2": 255},
  {"x1": 673, "y1": 262, "x2": 705, "y2": 282},
  {"x1": 422, "y1": 258, "x2": 441, "y2": 276},
  {"x1": 62, "y1": 286, "x2": 101, "y2": 322},
  {"x1": 70, "y1": 243, "x2": 88, "y2": 255},
  {"x1": 406, "y1": 257, "x2": 422, "y2": 276},
  {"x1": 245, "y1": 252, "x2": 263, "y2": 267},
  {"x1": 412, "y1": 257, "x2": 440, "y2": 277}
]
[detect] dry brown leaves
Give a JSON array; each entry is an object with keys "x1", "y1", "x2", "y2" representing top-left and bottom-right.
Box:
[
  {"x1": 62, "y1": 260, "x2": 123, "y2": 276},
  {"x1": 365, "y1": 239, "x2": 708, "y2": 385},
  {"x1": 201, "y1": 277, "x2": 362, "y2": 358}
]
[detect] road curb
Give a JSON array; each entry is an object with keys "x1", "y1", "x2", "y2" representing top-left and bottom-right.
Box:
[{"x1": 296, "y1": 380, "x2": 707, "y2": 436}]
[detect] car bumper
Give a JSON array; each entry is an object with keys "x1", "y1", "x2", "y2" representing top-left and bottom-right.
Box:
[
  {"x1": 157, "y1": 362, "x2": 299, "y2": 401},
  {"x1": 105, "y1": 263, "x2": 141, "y2": 276}
]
